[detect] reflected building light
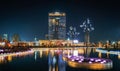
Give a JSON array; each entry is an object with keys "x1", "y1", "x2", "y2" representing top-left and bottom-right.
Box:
[
  {"x1": 53, "y1": 67, "x2": 55, "y2": 71},
  {"x1": 48, "y1": 52, "x2": 57, "y2": 71},
  {"x1": 86, "y1": 48, "x2": 92, "y2": 57},
  {"x1": 96, "y1": 48, "x2": 108, "y2": 53},
  {"x1": 58, "y1": 54, "x2": 66, "y2": 71},
  {"x1": 67, "y1": 50, "x2": 70, "y2": 57},
  {"x1": 107, "y1": 52, "x2": 109, "y2": 58},
  {"x1": 49, "y1": 65, "x2": 52, "y2": 71},
  {"x1": 53, "y1": 56, "x2": 56, "y2": 65},
  {"x1": 0, "y1": 50, "x2": 34, "y2": 64},
  {"x1": 56, "y1": 65, "x2": 58, "y2": 71},
  {"x1": 70, "y1": 50, "x2": 73, "y2": 54},
  {"x1": 98, "y1": 52, "x2": 102, "y2": 58},
  {"x1": 34, "y1": 51, "x2": 37, "y2": 61},
  {"x1": 93, "y1": 48, "x2": 96, "y2": 53},
  {"x1": 40, "y1": 50, "x2": 43, "y2": 58},
  {"x1": 78, "y1": 48, "x2": 84, "y2": 54},
  {"x1": 73, "y1": 50, "x2": 78, "y2": 56},
  {"x1": 118, "y1": 54, "x2": 120, "y2": 59},
  {"x1": 8, "y1": 55, "x2": 12, "y2": 62},
  {"x1": 0, "y1": 56, "x2": 4, "y2": 64},
  {"x1": 51, "y1": 50, "x2": 54, "y2": 57}
]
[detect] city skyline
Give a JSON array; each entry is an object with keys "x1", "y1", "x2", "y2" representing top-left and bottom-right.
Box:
[{"x1": 0, "y1": 0, "x2": 120, "y2": 42}]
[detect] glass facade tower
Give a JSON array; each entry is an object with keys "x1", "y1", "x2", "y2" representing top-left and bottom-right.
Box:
[{"x1": 48, "y1": 12, "x2": 66, "y2": 40}]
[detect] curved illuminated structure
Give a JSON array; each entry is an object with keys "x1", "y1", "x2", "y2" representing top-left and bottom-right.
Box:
[
  {"x1": 0, "y1": 50, "x2": 34, "y2": 64},
  {"x1": 96, "y1": 48, "x2": 120, "y2": 55},
  {"x1": 63, "y1": 55, "x2": 113, "y2": 70},
  {"x1": 0, "y1": 50, "x2": 34, "y2": 58}
]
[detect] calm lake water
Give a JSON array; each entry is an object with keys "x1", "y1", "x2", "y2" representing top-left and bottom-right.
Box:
[{"x1": 0, "y1": 47, "x2": 120, "y2": 71}]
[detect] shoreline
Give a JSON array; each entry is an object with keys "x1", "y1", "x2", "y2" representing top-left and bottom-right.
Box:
[{"x1": 0, "y1": 46, "x2": 30, "y2": 54}]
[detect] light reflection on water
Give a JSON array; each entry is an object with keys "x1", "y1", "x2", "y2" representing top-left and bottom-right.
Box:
[
  {"x1": 0, "y1": 50, "x2": 34, "y2": 64},
  {"x1": 0, "y1": 47, "x2": 119, "y2": 71},
  {"x1": 48, "y1": 50, "x2": 66, "y2": 71}
]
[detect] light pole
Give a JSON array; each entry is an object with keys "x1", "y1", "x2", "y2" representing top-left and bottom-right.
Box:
[{"x1": 80, "y1": 18, "x2": 94, "y2": 47}]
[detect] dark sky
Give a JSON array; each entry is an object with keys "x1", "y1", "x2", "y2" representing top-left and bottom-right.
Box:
[{"x1": 0, "y1": 0, "x2": 120, "y2": 42}]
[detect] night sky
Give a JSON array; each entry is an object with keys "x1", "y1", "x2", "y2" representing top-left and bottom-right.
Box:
[{"x1": 0, "y1": 0, "x2": 120, "y2": 42}]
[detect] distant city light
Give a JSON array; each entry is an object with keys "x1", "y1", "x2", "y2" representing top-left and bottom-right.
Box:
[
  {"x1": 67, "y1": 38, "x2": 70, "y2": 40},
  {"x1": 112, "y1": 41, "x2": 115, "y2": 45},
  {"x1": 0, "y1": 42, "x2": 5, "y2": 46},
  {"x1": 73, "y1": 40, "x2": 79, "y2": 43},
  {"x1": 10, "y1": 41, "x2": 13, "y2": 44}
]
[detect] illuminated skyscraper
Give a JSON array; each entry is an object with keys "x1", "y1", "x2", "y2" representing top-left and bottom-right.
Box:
[
  {"x1": 48, "y1": 12, "x2": 66, "y2": 40},
  {"x1": 3, "y1": 34, "x2": 8, "y2": 41},
  {"x1": 12, "y1": 34, "x2": 20, "y2": 42}
]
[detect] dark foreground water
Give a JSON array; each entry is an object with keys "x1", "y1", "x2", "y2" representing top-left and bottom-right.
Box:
[{"x1": 0, "y1": 47, "x2": 120, "y2": 71}]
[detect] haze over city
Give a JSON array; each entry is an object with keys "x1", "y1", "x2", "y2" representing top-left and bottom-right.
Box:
[{"x1": 0, "y1": 0, "x2": 120, "y2": 42}]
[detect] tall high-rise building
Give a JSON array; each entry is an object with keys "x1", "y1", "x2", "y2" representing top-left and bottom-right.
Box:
[
  {"x1": 48, "y1": 12, "x2": 66, "y2": 40},
  {"x1": 12, "y1": 34, "x2": 20, "y2": 42},
  {"x1": 3, "y1": 34, "x2": 8, "y2": 41}
]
